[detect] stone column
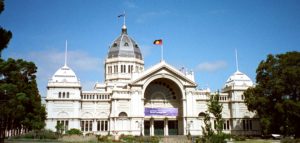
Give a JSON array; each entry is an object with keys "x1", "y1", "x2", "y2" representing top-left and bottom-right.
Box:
[
  {"x1": 150, "y1": 118, "x2": 154, "y2": 136},
  {"x1": 164, "y1": 118, "x2": 169, "y2": 136},
  {"x1": 92, "y1": 119, "x2": 97, "y2": 132}
]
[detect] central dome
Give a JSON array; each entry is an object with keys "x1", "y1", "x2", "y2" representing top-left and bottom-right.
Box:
[{"x1": 107, "y1": 25, "x2": 143, "y2": 60}]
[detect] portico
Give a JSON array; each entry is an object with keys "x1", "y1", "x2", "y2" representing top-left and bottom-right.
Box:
[{"x1": 144, "y1": 117, "x2": 178, "y2": 136}]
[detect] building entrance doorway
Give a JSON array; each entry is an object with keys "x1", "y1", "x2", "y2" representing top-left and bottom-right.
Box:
[
  {"x1": 144, "y1": 78, "x2": 184, "y2": 135},
  {"x1": 154, "y1": 121, "x2": 164, "y2": 135},
  {"x1": 168, "y1": 120, "x2": 178, "y2": 135},
  {"x1": 144, "y1": 121, "x2": 150, "y2": 136}
]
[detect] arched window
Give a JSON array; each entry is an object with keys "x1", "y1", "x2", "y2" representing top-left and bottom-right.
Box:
[
  {"x1": 124, "y1": 42, "x2": 129, "y2": 46},
  {"x1": 67, "y1": 92, "x2": 69, "y2": 98},
  {"x1": 113, "y1": 43, "x2": 117, "y2": 47},
  {"x1": 63, "y1": 92, "x2": 65, "y2": 98},
  {"x1": 198, "y1": 112, "x2": 206, "y2": 119},
  {"x1": 119, "y1": 112, "x2": 128, "y2": 117}
]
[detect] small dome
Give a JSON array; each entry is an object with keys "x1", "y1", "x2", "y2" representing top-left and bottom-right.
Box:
[
  {"x1": 107, "y1": 25, "x2": 143, "y2": 60},
  {"x1": 224, "y1": 71, "x2": 253, "y2": 87},
  {"x1": 51, "y1": 65, "x2": 79, "y2": 83}
]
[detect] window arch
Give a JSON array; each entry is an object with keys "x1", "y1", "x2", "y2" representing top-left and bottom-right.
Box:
[
  {"x1": 118, "y1": 112, "x2": 128, "y2": 117},
  {"x1": 198, "y1": 112, "x2": 206, "y2": 118}
]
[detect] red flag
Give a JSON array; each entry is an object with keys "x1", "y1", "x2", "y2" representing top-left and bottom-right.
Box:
[{"x1": 153, "y1": 39, "x2": 162, "y2": 45}]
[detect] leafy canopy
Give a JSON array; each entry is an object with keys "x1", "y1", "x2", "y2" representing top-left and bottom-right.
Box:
[{"x1": 244, "y1": 51, "x2": 300, "y2": 137}]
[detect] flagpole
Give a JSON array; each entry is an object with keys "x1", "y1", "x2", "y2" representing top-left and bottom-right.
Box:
[
  {"x1": 123, "y1": 11, "x2": 126, "y2": 25},
  {"x1": 161, "y1": 44, "x2": 164, "y2": 61}
]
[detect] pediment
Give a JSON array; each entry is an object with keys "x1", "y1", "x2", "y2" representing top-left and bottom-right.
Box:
[{"x1": 130, "y1": 61, "x2": 197, "y2": 87}]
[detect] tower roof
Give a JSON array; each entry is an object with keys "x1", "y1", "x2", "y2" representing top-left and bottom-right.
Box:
[
  {"x1": 51, "y1": 65, "x2": 79, "y2": 83},
  {"x1": 107, "y1": 25, "x2": 143, "y2": 60},
  {"x1": 224, "y1": 71, "x2": 253, "y2": 87}
]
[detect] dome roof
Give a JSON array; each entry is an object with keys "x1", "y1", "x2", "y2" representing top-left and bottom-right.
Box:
[
  {"x1": 51, "y1": 65, "x2": 79, "y2": 83},
  {"x1": 107, "y1": 25, "x2": 143, "y2": 60},
  {"x1": 224, "y1": 71, "x2": 253, "y2": 87}
]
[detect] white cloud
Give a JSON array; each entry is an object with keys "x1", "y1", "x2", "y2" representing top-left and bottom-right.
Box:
[
  {"x1": 28, "y1": 49, "x2": 102, "y2": 72},
  {"x1": 196, "y1": 61, "x2": 227, "y2": 72},
  {"x1": 22, "y1": 49, "x2": 103, "y2": 96}
]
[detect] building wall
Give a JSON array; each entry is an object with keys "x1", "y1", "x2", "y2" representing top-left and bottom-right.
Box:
[{"x1": 46, "y1": 67, "x2": 260, "y2": 136}]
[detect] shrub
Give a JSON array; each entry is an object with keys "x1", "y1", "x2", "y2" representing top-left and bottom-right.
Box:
[
  {"x1": 120, "y1": 135, "x2": 135, "y2": 142},
  {"x1": 98, "y1": 135, "x2": 110, "y2": 142},
  {"x1": 65, "y1": 128, "x2": 82, "y2": 135},
  {"x1": 150, "y1": 136, "x2": 160, "y2": 143},
  {"x1": 199, "y1": 133, "x2": 231, "y2": 143},
  {"x1": 11, "y1": 129, "x2": 58, "y2": 139}
]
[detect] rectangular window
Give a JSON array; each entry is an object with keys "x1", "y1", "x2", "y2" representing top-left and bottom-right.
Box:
[
  {"x1": 65, "y1": 120, "x2": 69, "y2": 131},
  {"x1": 105, "y1": 121, "x2": 108, "y2": 131},
  {"x1": 108, "y1": 66, "x2": 112, "y2": 74},
  {"x1": 81, "y1": 121, "x2": 84, "y2": 131},
  {"x1": 97, "y1": 120, "x2": 109, "y2": 131},
  {"x1": 85, "y1": 121, "x2": 88, "y2": 131},
  {"x1": 242, "y1": 119, "x2": 252, "y2": 130},
  {"x1": 97, "y1": 121, "x2": 100, "y2": 131},
  {"x1": 101, "y1": 121, "x2": 104, "y2": 131},
  {"x1": 113, "y1": 65, "x2": 117, "y2": 73},
  {"x1": 89, "y1": 121, "x2": 92, "y2": 131},
  {"x1": 57, "y1": 120, "x2": 69, "y2": 132},
  {"x1": 227, "y1": 120, "x2": 230, "y2": 130}
]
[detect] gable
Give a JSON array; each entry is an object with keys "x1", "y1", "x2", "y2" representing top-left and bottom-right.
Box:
[{"x1": 130, "y1": 61, "x2": 197, "y2": 88}]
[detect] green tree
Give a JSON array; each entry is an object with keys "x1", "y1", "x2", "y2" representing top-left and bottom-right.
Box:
[
  {"x1": 0, "y1": 0, "x2": 12, "y2": 57},
  {"x1": 201, "y1": 111, "x2": 214, "y2": 143},
  {"x1": 208, "y1": 93, "x2": 223, "y2": 134},
  {"x1": 201, "y1": 93, "x2": 226, "y2": 143},
  {"x1": 244, "y1": 51, "x2": 300, "y2": 137},
  {"x1": 55, "y1": 123, "x2": 64, "y2": 136},
  {"x1": 0, "y1": 0, "x2": 46, "y2": 139}
]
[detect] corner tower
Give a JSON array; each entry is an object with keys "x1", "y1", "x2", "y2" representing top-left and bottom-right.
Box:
[{"x1": 105, "y1": 24, "x2": 144, "y2": 82}]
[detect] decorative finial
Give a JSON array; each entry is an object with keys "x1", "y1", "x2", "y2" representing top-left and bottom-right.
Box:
[
  {"x1": 64, "y1": 40, "x2": 68, "y2": 67},
  {"x1": 235, "y1": 48, "x2": 239, "y2": 72}
]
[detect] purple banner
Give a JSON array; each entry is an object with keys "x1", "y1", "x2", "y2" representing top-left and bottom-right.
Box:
[{"x1": 144, "y1": 108, "x2": 178, "y2": 116}]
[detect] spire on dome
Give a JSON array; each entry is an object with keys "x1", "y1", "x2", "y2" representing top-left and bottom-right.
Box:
[
  {"x1": 118, "y1": 11, "x2": 127, "y2": 34},
  {"x1": 235, "y1": 48, "x2": 239, "y2": 72},
  {"x1": 64, "y1": 40, "x2": 68, "y2": 67}
]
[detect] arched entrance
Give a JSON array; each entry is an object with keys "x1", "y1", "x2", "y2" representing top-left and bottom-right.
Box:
[{"x1": 144, "y1": 78, "x2": 183, "y2": 136}]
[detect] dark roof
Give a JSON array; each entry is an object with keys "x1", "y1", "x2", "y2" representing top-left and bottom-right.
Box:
[{"x1": 107, "y1": 26, "x2": 143, "y2": 60}]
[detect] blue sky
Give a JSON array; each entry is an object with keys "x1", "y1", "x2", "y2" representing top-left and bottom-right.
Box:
[{"x1": 1, "y1": 0, "x2": 300, "y2": 96}]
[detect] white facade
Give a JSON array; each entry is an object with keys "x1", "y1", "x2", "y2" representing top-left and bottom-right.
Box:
[{"x1": 45, "y1": 24, "x2": 260, "y2": 136}]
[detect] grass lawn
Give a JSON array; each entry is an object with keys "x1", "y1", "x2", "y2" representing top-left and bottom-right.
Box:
[{"x1": 234, "y1": 139, "x2": 280, "y2": 143}]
